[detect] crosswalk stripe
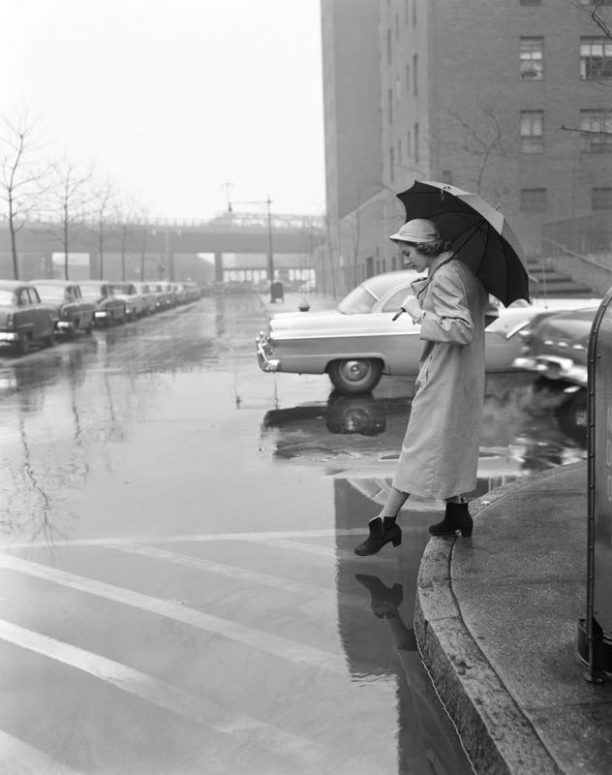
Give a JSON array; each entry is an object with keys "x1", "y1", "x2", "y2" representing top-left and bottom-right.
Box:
[
  {"x1": 0, "y1": 553, "x2": 347, "y2": 674},
  {"x1": 0, "y1": 729, "x2": 85, "y2": 775},
  {"x1": 0, "y1": 619, "x2": 319, "y2": 766},
  {"x1": 109, "y1": 543, "x2": 367, "y2": 611},
  {"x1": 0, "y1": 528, "x2": 365, "y2": 550}
]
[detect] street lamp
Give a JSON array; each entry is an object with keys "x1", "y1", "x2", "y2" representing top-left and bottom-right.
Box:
[{"x1": 228, "y1": 196, "x2": 275, "y2": 302}]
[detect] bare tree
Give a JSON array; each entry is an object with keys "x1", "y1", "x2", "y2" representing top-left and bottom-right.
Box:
[
  {"x1": 90, "y1": 178, "x2": 118, "y2": 280},
  {"x1": 45, "y1": 158, "x2": 94, "y2": 280},
  {"x1": 0, "y1": 111, "x2": 49, "y2": 279},
  {"x1": 446, "y1": 106, "x2": 507, "y2": 196}
]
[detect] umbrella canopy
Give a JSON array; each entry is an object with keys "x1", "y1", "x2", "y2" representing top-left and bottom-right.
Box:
[{"x1": 396, "y1": 180, "x2": 530, "y2": 306}]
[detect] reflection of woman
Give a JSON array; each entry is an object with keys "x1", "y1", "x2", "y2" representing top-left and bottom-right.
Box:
[{"x1": 355, "y1": 219, "x2": 489, "y2": 556}]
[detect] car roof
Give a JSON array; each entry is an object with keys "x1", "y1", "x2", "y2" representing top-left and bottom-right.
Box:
[
  {"x1": 0, "y1": 280, "x2": 25, "y2": 289},
  {"x1": 362, "y1": 270, "x2": 420, "y2": 298}
]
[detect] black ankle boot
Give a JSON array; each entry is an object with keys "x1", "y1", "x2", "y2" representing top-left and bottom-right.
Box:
[
  {"x1": 428, "y1": 502, "x2": 473, "y2": 537},
  {"x1": 354, "y1": 517, "x2": 402, "y2": 556}
]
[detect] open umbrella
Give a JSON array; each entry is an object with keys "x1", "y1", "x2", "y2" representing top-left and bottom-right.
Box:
[{"x1": 396, "y1": 180, "x2": 530, "y2": 306}]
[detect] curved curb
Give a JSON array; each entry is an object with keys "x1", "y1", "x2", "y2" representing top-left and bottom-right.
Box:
[{"x1": 413, "y1": 467, "x2": 583, "y2": 775}]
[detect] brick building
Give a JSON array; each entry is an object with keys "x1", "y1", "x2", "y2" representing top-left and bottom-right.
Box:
[{"x1": 319, "y1": 0, "x2": 612, "y2": 297}]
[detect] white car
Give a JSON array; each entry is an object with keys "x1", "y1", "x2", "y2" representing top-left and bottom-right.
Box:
[{"x1": 256, "y1": 269, "x2": 600, "y2": 394}]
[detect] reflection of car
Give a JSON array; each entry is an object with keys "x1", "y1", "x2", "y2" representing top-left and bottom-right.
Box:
[
  {"x1": 512, "y1": 306, "x2": 599, "y2": 387},
  {"x1": 0, "y1": 281, "x2": 57, "y2": 354},
  {"x1": 30, "y1": 280, "x2": 95, "y2": 338},
  {"x1": 256, "y1": 269, "x2": 597, "y2": 394},
  {"x1": 109, "y1": 283, "x2": 146, "y2": 319},
  {"x1": 78, "y1": 281, "x2": 127, "y2": 327}
]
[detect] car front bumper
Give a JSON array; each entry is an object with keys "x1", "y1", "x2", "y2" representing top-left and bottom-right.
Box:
[
  {"x1": 256, "y1": 333, "x2": 280, "y2": 373},
  {"x1": 512, "y1": 355, "x2": 587, "y2": 386}
]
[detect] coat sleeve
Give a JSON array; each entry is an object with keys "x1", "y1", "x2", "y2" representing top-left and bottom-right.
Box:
[{"x1": 419, "y1": 271, "x2": 473, "y2": 344}]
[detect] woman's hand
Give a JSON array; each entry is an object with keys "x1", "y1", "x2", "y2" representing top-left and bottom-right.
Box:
[{"x1": 400, "y1": 294, "x2": 424, "y2": 323}]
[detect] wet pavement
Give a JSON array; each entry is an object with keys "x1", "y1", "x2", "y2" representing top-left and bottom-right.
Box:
[{"x1": 0, "y1": 292, "x2": 588, "y2": 774}]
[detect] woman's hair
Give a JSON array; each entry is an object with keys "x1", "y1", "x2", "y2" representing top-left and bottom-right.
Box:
[{"x1": 414, "y1": 238, "x2": 452, "y2": 257}]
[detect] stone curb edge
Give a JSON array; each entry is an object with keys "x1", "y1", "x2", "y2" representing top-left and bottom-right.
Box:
[{"x1": 412, "y1": 467, "x2": 583, "y2": 775}]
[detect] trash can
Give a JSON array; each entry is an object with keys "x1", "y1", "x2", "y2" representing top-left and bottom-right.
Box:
[{"x1": 271, "y1": 281, "x2": 284, "y2": 302}]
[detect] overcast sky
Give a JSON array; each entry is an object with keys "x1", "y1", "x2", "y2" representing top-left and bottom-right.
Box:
[{"x1": 1, "y1": 0, "x2": 325, "y2": 222}]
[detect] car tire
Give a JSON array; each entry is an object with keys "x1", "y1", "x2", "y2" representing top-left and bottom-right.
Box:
[
  {"x1": 328, "y1": 358, "x2": 383, "y2": 394},
  {"x1": 43, "y1": 332, "x2": 55, "y2": 348}
]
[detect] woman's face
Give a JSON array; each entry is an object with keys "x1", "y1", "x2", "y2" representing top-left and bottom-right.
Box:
[{"x1": 400, "y1": 243, "x2": 431, "y2": 272}]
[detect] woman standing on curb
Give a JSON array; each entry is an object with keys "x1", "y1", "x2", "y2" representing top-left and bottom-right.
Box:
[{"x1": 354, "y1": 218, "x2": 489, "y2": 556}]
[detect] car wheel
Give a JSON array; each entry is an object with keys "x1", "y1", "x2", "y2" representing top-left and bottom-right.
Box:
[
  {"x1": 43, "y1": 332, "x2": 56, "y2": 348},
  {"x1": 328, "y1": 358, "x2": 383, "y2": 394}
]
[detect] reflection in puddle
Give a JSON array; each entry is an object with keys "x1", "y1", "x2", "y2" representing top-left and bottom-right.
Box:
[{"x1": 261, "y1": 375, "x2": 587, "y2": 490}]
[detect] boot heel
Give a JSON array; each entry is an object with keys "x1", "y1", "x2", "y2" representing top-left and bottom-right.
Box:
[
  {"x1": 392, "y1": 531, "x2": 402, "y2": 547},
  {"x1": 460, "y1": 524, "x2": 473, "y2": 537}
]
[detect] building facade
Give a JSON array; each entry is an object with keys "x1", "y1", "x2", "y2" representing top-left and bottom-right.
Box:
[{"x1": 319, "y1": 0, "x2": 612, "y2": 297}]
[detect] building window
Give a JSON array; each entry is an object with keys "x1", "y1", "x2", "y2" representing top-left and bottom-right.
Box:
[
  {"x1": 405, "y1": 0, "x2": 409, "y2": 22},
  {"x1": 580, "y1": 38, "x2": 612, "y2": 79},
  {"x1": 398, "y1": 139, "x2": 402, "y2": 163},
  {"x1": 405, "y1": 63, "x2": 410, "y2": 91},
  {"x1": 520, "y1": 110, "x2": 544, "y2": 153},
  {"x1": 390, "y1": 147, "x2": 395, "y2": 181},
  {"x1": 413, "y1": 53, "x2": 418, "y2": 95},
  {"x1": 441, "y1": 170, "x2": 453, "y2": 184},
  {"x1": 520, "y1": 0, "x2": 541, "y2": 5},
  {"x1": 388, "y1": 88, "x2": 393, "y2": 123},
  {"x1": 413, "y1": 0, "x2": 417, "y2": 26},
  {"x1": 520, "y1": 38, "x2": 544, "y2": 80},
  {"x1": 414, "y1": 122, "x2": 419, "y2": 163},
  {"x1": 387, "y1": 29, "x2": 392, "y2": 64},
  {"x1": 580, "y1": 110, "x2": 612, "y2": 152},
  {"x1": 406, "y1": 129, "x2": 412, "y2": 157},
  {"x1": 592, "y1": 187, "x2": 612, "y2": 210},
  {"x1": 520, "y1": 188, "x2": 547, "y2": 211},
  {"x1": 395, "y1": 13, "x2": 399, "y2": 39}
]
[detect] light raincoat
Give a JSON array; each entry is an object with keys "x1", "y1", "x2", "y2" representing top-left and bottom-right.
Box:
[{"x1": 392, "y1": 254, "x2": 488, "y2": 499}]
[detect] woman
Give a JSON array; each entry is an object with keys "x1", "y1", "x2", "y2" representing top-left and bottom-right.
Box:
[{"x1": 354, "y1": 218, "x2": 488, "y2": 556}]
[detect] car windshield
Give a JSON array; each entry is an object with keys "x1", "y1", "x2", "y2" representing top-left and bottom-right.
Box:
[
  {"x1": 111, "y1": 284, "x2": 131, "y2": 294},
  {"x1": 36, "y1": 285, "x2": 67, "y2": 301},
  {"x1": 80, "y1": 284, "x2": 104, "y2": 298},
  {"x1": 0, "y1": 290, "x2": 16, "y2": 305},
  {"x1": 337, "y1": 285, "x2": 379, "y2": 314}
]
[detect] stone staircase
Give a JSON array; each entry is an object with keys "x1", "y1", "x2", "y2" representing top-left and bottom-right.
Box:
[{"x1": 525, "y1": 255, "x2": 595, "y2": 298}]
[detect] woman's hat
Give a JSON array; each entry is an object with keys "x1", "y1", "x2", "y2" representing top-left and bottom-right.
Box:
[{"x1": 389, "y1": 218, "x2": 439, "y2": 243}]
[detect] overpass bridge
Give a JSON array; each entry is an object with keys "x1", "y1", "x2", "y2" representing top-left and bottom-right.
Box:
[{"x1": 0, "y1": 212, "x2": 325, "y2": 284}]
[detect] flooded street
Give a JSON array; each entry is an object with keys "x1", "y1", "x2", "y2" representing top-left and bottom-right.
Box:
[{"x1": 0, "y1": 293, "x2": 587, "y2": 774}]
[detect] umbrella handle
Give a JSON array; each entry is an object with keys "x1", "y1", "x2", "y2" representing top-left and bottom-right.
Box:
[{"x1": 392, "y1": 308, "x2": 405, "y2": 322}]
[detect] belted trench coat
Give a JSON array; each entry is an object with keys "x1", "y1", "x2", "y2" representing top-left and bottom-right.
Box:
[{"x1": 392, "y1": 254, "x2": 488, "y2": 499}]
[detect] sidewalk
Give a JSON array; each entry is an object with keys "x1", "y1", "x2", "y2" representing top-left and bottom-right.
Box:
[{"x1": 415, "y1": 461, "x2": 612, "y2": 775}]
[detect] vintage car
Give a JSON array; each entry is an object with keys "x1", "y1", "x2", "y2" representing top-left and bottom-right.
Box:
[
  {"x1": 31, "y1": 280, "x2": 96, "y2": 338},
  {"x1": 78, "y1": 281, "x2": 127, "y2": 327},
  {"x1": 131, "y1": 282, "x2": 158, "y2": 315},
  {"x1": 109, "y1": 282, "x2": 147, "y2": 319},
  {"x1": 0, "y1": 280, "x2": 57, "y2": 354},
  {"x1": 139, "y1": 282, "x2": 173, "y2": 312},
  {"x1": 256, "y1": 269, "x2": 601, "y2": 394},
  {"x1": 512, "y1": 305, "x2": 600, "y2": 387}
]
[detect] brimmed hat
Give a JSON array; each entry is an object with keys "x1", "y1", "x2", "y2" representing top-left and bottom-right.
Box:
[{"x1": 389, "y1": 218, "x2": 439, "y2": 243}]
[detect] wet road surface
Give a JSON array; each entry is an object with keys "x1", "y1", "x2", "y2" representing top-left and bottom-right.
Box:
[{"x1": 0, "y1": 294, "x2": 586, "y2": 774}]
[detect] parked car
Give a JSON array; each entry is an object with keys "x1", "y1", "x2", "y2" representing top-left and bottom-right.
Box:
[
  {"x1": 131, "y1": 282, "x2": 158, "y2": 315},
  {"x1": 512, "y1": 305, "x2": 600, "y2": 387},
  {"x1": 0, "y1": 280, "x2": 57, "y2": 354},
  {"x1": 109, "y1": 282, "x2": 146, "y2": 320},
  {"x1": 31, "y1": 280, "x2": 96, "y2": 338},
  {"x1": 78, "y1": 281, "x2": 127, "y2": 327},
  {"x1": 256, "y1": 269, "x2": 602, "y2": 394},
  {"x1": 140, "y1": 282, "x2": 172, "y2": 311}
]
